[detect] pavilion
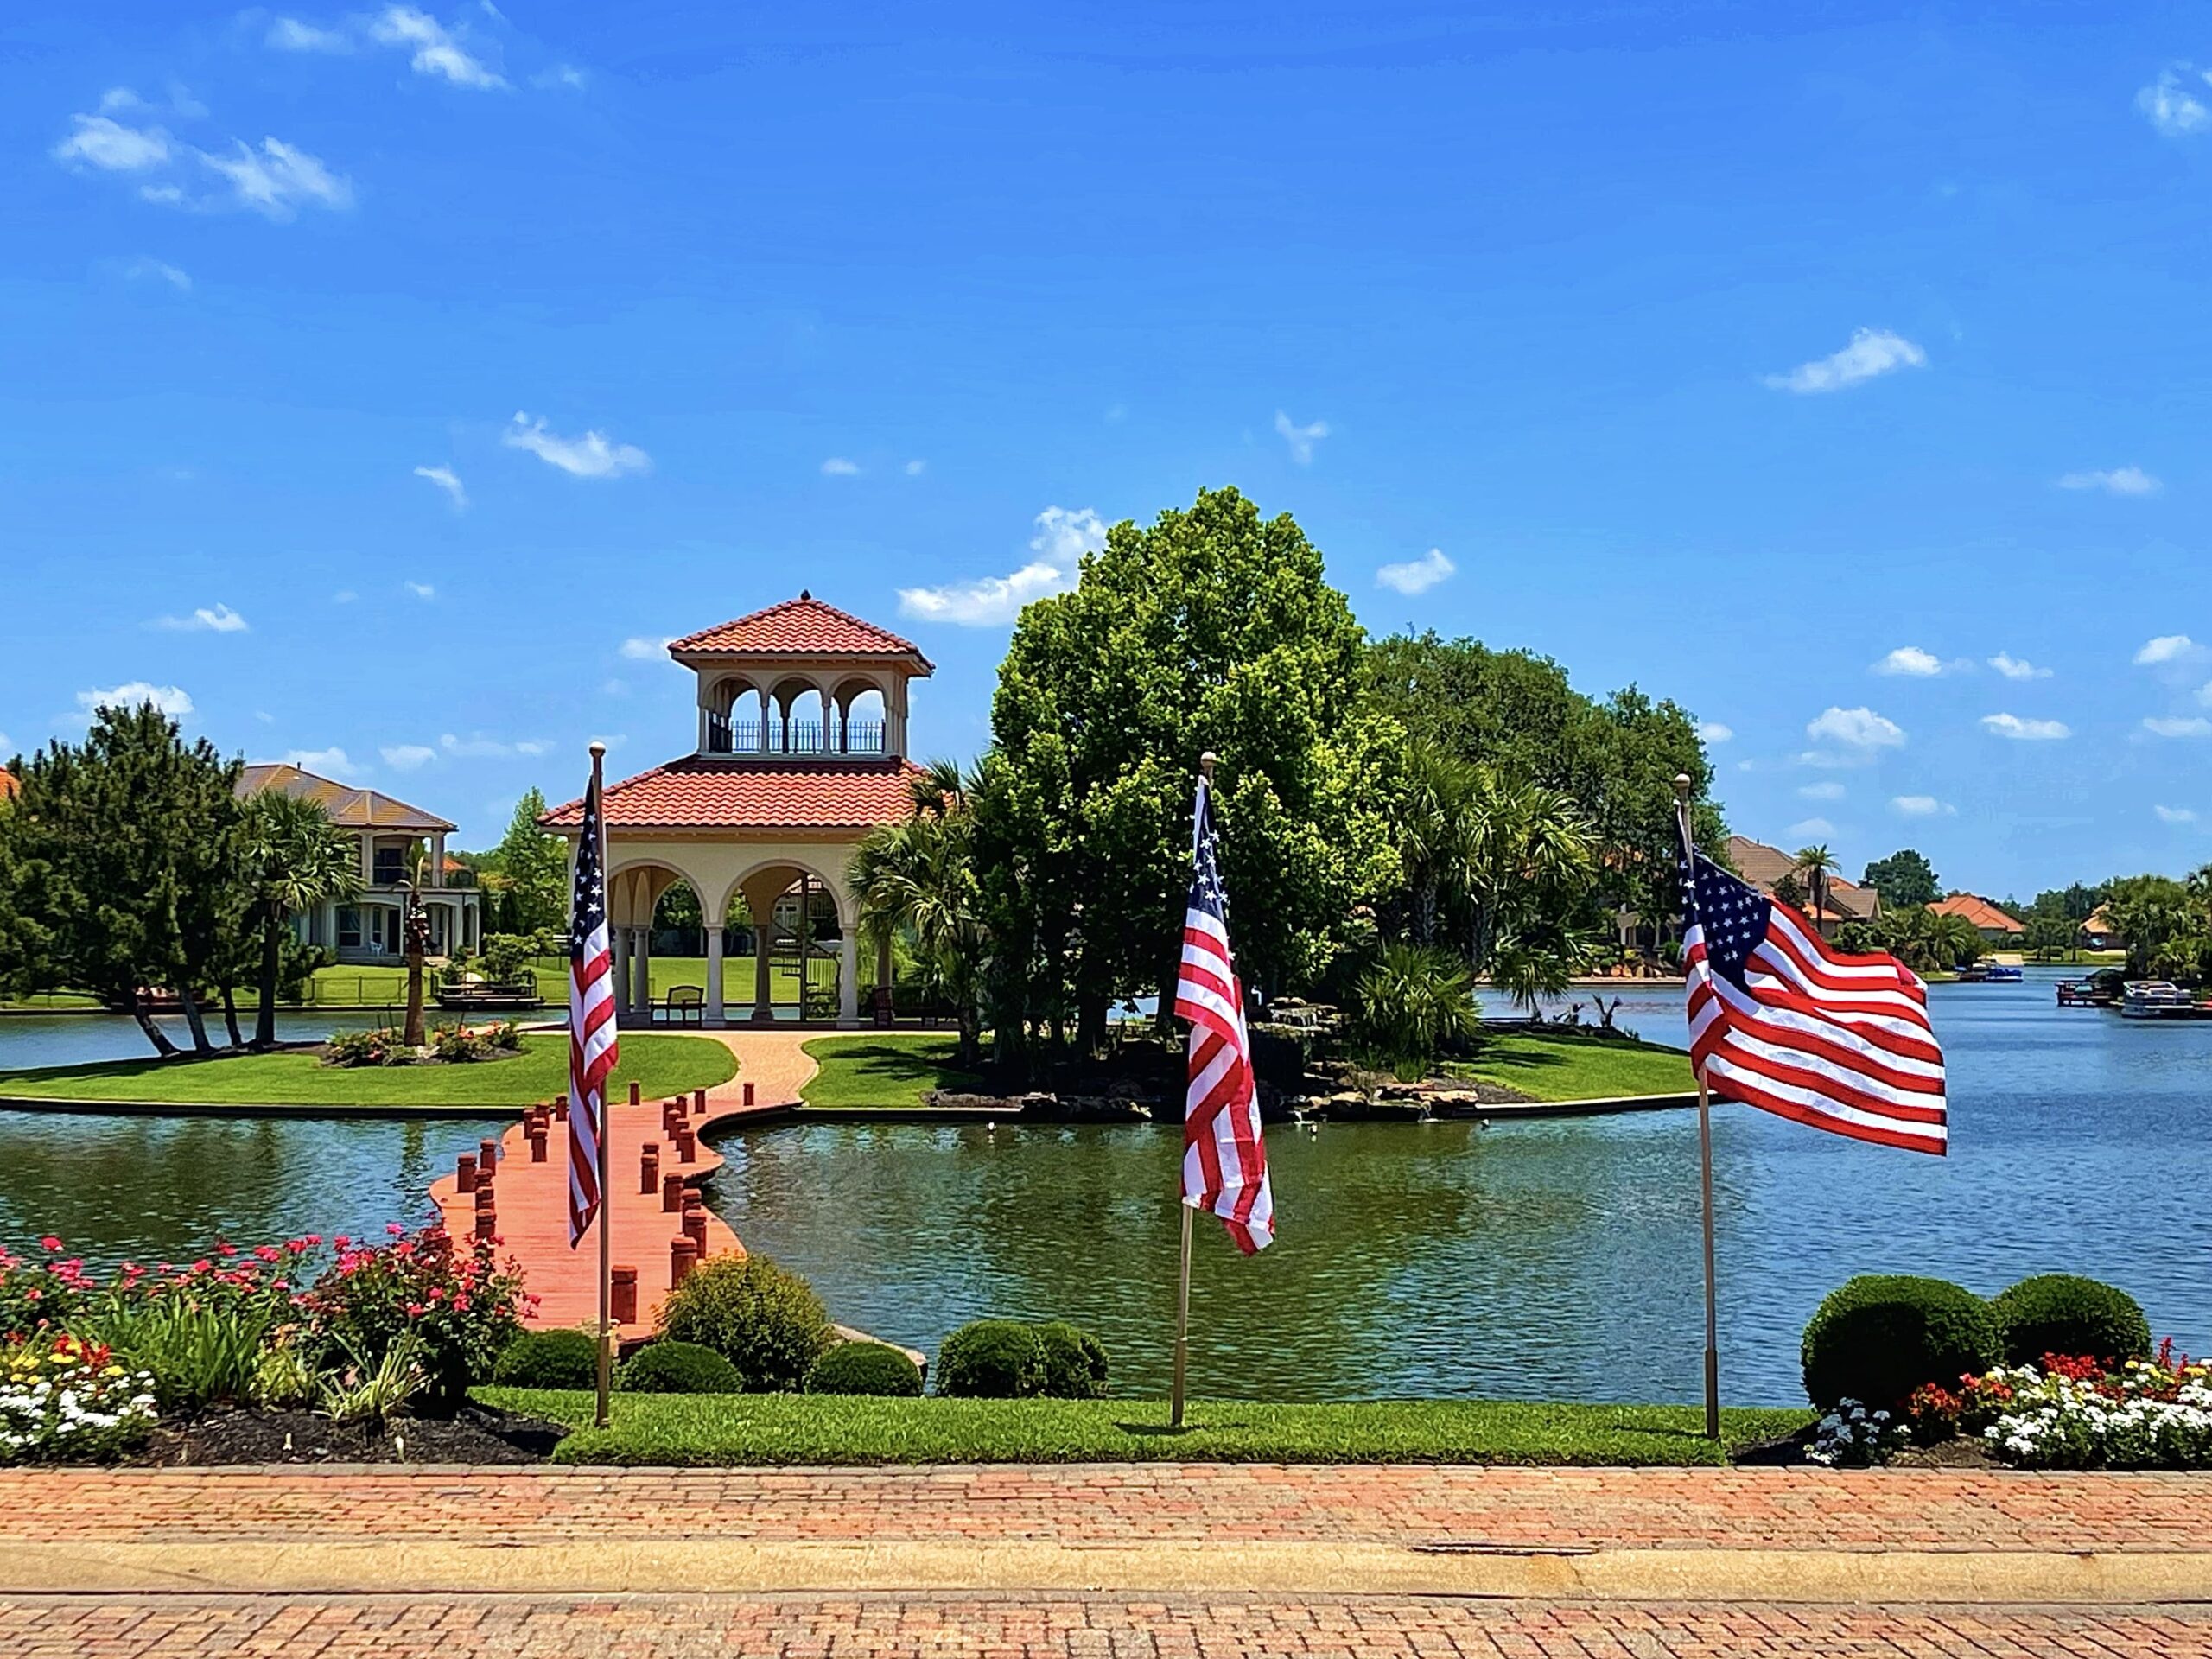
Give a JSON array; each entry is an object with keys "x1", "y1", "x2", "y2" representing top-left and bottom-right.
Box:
[{"x1": 545, "y1": 594, "x2": 929, "y2": 1027}]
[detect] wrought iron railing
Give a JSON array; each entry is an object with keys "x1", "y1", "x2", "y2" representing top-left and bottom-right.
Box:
[{"x1": 703, "y1": 717, "x2": 887, "y2": 756}]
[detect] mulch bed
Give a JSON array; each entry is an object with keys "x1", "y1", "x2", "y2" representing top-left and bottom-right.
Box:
[
  {"x1": 129, "y1": 1402, "x2": 567, "y2": 1466},
  {"x1": 1732, "y1": 1427, "x2": 2001, "y2": 1469}
]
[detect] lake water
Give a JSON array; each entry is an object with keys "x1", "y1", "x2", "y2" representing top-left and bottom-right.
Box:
[
  {"x1": 1, "y1": 970, "x2": 2205, "y2": 1406},
  {"x1": 0, "y1": 1012, "x2": 400, "y2": 1071}
]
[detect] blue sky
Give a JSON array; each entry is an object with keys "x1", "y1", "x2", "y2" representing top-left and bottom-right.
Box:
[{"x1": 4, "y1": 2, "x2": 2211, "y2": 899}]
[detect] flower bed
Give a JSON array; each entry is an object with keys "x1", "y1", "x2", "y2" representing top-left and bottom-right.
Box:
[
  {"x1": 324, "y1": 1021, "x2": 524, "y2": 1068},
  {"x1": 1910, "y1": 1343, "x2": 2212, "y2": 1471}
]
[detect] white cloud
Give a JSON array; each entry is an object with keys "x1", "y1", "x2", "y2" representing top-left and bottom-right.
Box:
[
  {"x1": 1274, "y1": 410, "x2": 1329, "y2": 464},
  {"x1": 2139, "y1": 67, "x2": 2212, "y2": 137},
  {"x1": 1376, "y1": 548, "x2": 1455, "y2": 596},
  {"x1": 270, "y1": 747, "x2": 358, "y2": 779},
  {"x1": 2154, "y1": 804, "x2": 2198, "y2": 824},
  {"x1": 533, "y1": 64, "x2": 588, "y2": 90},
  {"x1": 1872, "y1": 645, "x2": 1943, "y2": 677},
  {"x1": 413, "y1": 464, "x2": 467, "y2": 510},
  {"x1": 2199, "y1": 680, "x2": 2212, "y2": 708},
  {"x1": 2143, "y1": 716, "x2": 2212, "y2": 739},
  {"x1": 2059, "y1": 465, "x2": 2159, "y2": 495},
  {"x1": 198, "y1": 137, "x2": 352, "y2": 218},
  {"x1": 1982, "y1": 713, "x2": 2071, "y2": 741},
  {"x1": 124, "y1": 257, "x2": 191, "y2": 290},
  {"x1": 1696, "y1": 721, "x2": 1732, "y2": 745},
  {"x1": 2134, "y1": 633, "x2": 2200, "y2": 666},
  {"x1": 504, "y1": 413, "x2": 651, "y2": 479},
  {"x1": 1786, "y1": 817, "x2": 1835, "y2": 838},
  {"x1": 267, "y1": 16, "x2": 352, "y2": 51},
  {"x1": 154, "y1": 602, "x2": 248, "y2": 633},
  {"x1": 369, "y1": 6, "x2": 505, "y2": 87},
  {"x1": 1764, "y1": 328, "x2": 1927, "y2": 395},
  {"x1": 1989, "y1": 652, "x2": 2050, "y2": 681},
  {"x1": 1798, "y1": 781, "x2": 1846, "y2": 801},
  {"x1": 1806, "y1": 705, "x2": 1905, "y2": 750},
  {"x1": 440, "y1": 733, "x2": 550, "y2": 759},
  {"x1": 404, "y1": 580, "x2": 435, "y2": 600},
  {"x1": 898, "y1": 505, "x2": 1108, "y2": 627},
  {"x1": 820, "y1": 457, "x2": 860, "y2": 476},
  {"x1": 904, "y1": 460, "x2": 925, "y2": 476},
  {"x1": 619, "y1": 636, "x2": 673, "y2": 660},
  {"x1": 54, "y1": 113, "x2": 172, "y2": 172},
  {"x1": 77, "y1": 683, "x2": 194, "y2": 718},
  {"x1": 1891, "y1": 795, "x2": 1955, "y2": 817},
  {"x1": 380, "y1": 743, "x2": 436, "y2": 770}
]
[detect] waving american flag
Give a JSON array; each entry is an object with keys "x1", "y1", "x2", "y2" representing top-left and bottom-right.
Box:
[
  {"x1": 567, "y1": 772, "x2": 619, "y2": 1244},
  {"x1": 1681, "y1": 847, "x2": 1947, "y2": 1155},
  {"x1": 1173, "y1": 773, "x2": 1274, "y2": 1254}
]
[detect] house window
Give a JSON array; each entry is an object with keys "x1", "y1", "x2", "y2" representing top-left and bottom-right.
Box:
[
  {"x1": 337, "y1": 906, "x2": 362, "y2": 949},
  {"x1": 372, "y1": 848, "x2": 406, "y2": 886}
]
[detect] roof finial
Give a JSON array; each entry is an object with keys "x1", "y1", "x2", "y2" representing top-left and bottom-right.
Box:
[{"x1": 799, "y1": 588, "x2": 811, "y2": 601}]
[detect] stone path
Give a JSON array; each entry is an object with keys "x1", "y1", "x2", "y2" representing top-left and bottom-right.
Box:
[
  {"x1": 3, "y1": 1465, "x2": 2211, "y2": 1655},
  {"x1": 427, "y1": 1029, "x2": 819, "y2": 1340}
]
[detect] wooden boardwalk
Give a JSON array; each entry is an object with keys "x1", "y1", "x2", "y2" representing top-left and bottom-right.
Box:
[{"x1": 429, "y1": 1030, "x2": 821, "y2": 1341}]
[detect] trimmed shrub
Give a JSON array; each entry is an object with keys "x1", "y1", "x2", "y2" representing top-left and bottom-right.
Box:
[
  {"x1": 658, "y1": 1255, "x2": 834, "y2": 1393},
  {"x1": 1801, "y1": 1275, "x2": 2000, "y2": 1409},
  {"x1": 1993, "y1": 1274, "x2": 2152, "y2": 1369},
  {"x1": 493, "y1": 1328, "x2": 601, "y2": 1390},
  {"x1": 619, "y1": 1339, "x2": 742, "y2": 1395},
  {"x1": 1034, "y1": 1321, "x2": 1109, "y2": 1399},
  {"x1": 807, "y1": 1341, "x2": 925, "y2": 1397},
  {"x1": 935, "y1": 1319, "x2": 1047, "y2": 1398}
]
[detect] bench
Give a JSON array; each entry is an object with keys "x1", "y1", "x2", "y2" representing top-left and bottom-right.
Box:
[{"x1": 658, "y1": 985, "x2": 705, "y2": 1026}]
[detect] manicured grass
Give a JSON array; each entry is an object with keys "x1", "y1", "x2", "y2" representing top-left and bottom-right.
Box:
[
  {"x1": 800, "y1": 1033, "x2": 983, "y2": 1108},
  {"x1": 1456, "y1": 1028, "x2": 1696, "y2": 1102},
  {"x1": 478, "y1": 1389, "x2": 1808, "y2": 1466},
  {"x1": 0, "y1": 1033, "x2": 734, "y2": 1109}
]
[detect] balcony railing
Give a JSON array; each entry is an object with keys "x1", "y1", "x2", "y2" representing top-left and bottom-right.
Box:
[{"x1": 705, "y1": 716, "x2": 887, "y2": 757}]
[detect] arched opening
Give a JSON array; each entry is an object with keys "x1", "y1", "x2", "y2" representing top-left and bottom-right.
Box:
[
  {"x1": 830, "y1": 677, "x2": 887, "y2": 756},
  {"x1": 766, "y1": 676, "x2": 828, "y2": 755},
  {"x1": 607, "y1": 860, "x2": 710, "y2": 1025},
  {"x1": 729, "y1": 861, "x2": 851, "y2": 1022},
  {"x1": 702, "y1": 675, "x2": 763, "y2": 754}
]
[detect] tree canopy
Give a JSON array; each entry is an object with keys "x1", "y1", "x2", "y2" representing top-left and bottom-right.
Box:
[{"x1": 1862, "y1": 849, "x2": 1940, "y2": 910}]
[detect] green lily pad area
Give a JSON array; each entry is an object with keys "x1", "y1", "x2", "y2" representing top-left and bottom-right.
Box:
[{"x1": 0, "y1": 1033, "x2": 735, "y2": 1111}]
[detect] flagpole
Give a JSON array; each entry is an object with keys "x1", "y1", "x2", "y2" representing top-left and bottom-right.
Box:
[
  {"x1": 591, "y1": 740, "x2": 613, "y2": 1433},
  {"x1": 1170, "y1": 752, "x2": 1217, "y2": 1433},
  {"x1": 1674, "y1": 772, "x2": 1721, "y2": 1441}
]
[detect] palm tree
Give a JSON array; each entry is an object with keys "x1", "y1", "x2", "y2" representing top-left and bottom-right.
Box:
[
  {"x1": 1351, "y1": 943, "x2": 1480, "y2": 1080},
  {"x1": 1793, "y1": 845, "x2": 1839, "y2": 929},
  {"x1": 240, "y1": 791, "x2": 359, "y2": 1048},
  {"x1": 1456, "y1": 769, "x2": 1598, "y2": 973},
  {"x1": 1489, "y1": 913, "x2": 1596, "y2": 1018},
  {"x1": 1929, "y1": 911, "x2": 1986, "y2": 971},
  {"x1": 1392, "y1": 744, "x2": 1474, "y2": 945},
  {"x1": 849, "y1": 806, "x2": 988, "y2": 1065}
]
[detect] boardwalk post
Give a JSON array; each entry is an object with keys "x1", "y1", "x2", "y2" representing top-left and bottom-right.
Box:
[
  {"x1": 592, "y1": 741, "x2": 615, "y2": 1432},
  {"x1": 1674, "y1": 772, "x2": 1721, "y2": 1442}
]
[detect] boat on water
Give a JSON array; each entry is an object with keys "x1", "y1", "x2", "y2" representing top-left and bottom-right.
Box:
[
  {"x1": 2058, "y1": 968, "x2": 2126, "y2": 1007},
  {"x1": 2119, "y1": 980, "x2": 2212, "y2": 1020},
  {"x1": 1957, "y1": 962, "x2": 2024, "y2": 983}
]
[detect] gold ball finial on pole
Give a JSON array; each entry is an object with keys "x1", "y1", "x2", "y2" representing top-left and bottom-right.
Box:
[
  {"x1": 1199, "y1": 750, "x2": 1217, "y2": 782},
  {"x1": 590, "y1": 740, "x2": 608, "y2": 761},
  {"x1": 1672, "y1": 772, "x2": 1693, "y2": 804}
]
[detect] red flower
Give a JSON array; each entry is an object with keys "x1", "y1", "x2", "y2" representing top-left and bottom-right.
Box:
[{"x1": 37, "y1": 1236, "x2": 61, "y2": 1254}]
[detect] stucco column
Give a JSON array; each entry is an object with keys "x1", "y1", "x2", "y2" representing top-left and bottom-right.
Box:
[
  {"x1": 818, "y1": 687, "x2": 833, "y2": 754},
  {"x1": 750, "y1": 901, "x2": 773, "y2": 1021},
  {"x1": 838, "y1": 931, "x2": 858, "y2": 1027},
  {"x1": 359, "y1": 834, "x2": 377, "y2": 888},
  {"x1": 705, "y1": 923, "x2": 725, "y2": 1024}
]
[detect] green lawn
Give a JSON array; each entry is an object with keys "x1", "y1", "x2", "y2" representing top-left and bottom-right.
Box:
[
  {"x1": 800, "y1": 1034, "x2": 982, "y2": 1108},
  {"x1": 1456, "y1": 1028, "x2": 1696, "y2": 1102},
  {"x1": 478, "y1": 1389, "x2": 1807, "y2": 1466},
  {"x1": 0, "y1": 1033, "x2": 735, "y2": 1109}
]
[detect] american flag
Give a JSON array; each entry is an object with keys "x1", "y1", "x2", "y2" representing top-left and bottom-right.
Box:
[
  {"x1": 1681, "y1": 847, "x2": 1947, "y2": 1155},
  {"x1": 1173, "y1": 775, "x2": 1274, "y2": 1254},
  {"x1": 567, "y1": 773, "x2": 619, "y2": 1244}
]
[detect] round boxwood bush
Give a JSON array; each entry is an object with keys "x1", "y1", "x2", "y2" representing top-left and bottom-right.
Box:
[
  {"x1": 807, "y1": 1340, "x2": 925, "y2": 1397},
  {"x1": 618, "y1": 1339, "x2": 743, "y2": 1395},
  {"x1": 1800, "y1": 1274, "x2": 2000, "y2": 1409},
  {"x1": 658, "y1": 1254, "x2": 834, "y2": 1393},
  {"x1": 1993, "y1": 1274, "x2": 2152, "y2": 1369},
  {"x1": 935, "y1": 1319, "x2": 1048, "y2": 1398},
  {"x1": 492, "y1": 1327, "x2": 600, "y2": 1389},
  {"x1": 1034, "y1": 1320, "x2": 1109, "y2": 1399}
]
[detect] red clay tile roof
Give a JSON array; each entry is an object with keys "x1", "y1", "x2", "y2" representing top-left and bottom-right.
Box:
[
  {"x1": 670, "y1": 594, "x2": 931, "y2": 666},
  {"x1": 1928, "y1": 893, "x2": 2023, "y2": 932},
  {"x1": 0, "y1": 768, "x2": 16, "y2": 802},
  {"x1": 543, "y1": 757, "x2": 925, "y2": 832}
]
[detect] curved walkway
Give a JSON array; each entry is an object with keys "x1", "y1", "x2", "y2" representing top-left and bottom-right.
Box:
[{"x1": 428, "y1": 1029, "x2": 820, "y2": 1341}]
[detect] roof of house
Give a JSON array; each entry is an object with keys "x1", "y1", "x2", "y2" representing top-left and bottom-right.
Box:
[
  {"x1": 0, "y1": 768, "x2": 16, "y2": 802},
  {"x1": 542, "y1": 757, "x2": 926, "y2": 833},
  {"x1": 238, "y1": 763, "x2": 455, "y2": 834},
  {"x1": 2081, "y1": 906, "x2": 2120, "y2": 936},
  {"x1": 669, "y1": 594, "x2": 933, "y2": 668},
  {"x1": 1724, "y1": 836, "x2": 1881, "y2": 922},
  {"x1": 1928, "y1": 893, "x2": 2023, "y2": 932}
]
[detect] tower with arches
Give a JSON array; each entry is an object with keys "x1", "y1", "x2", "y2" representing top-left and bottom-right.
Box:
[{"x1": 544, "y1": 593, "x2": 931, "y2": 1027}]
